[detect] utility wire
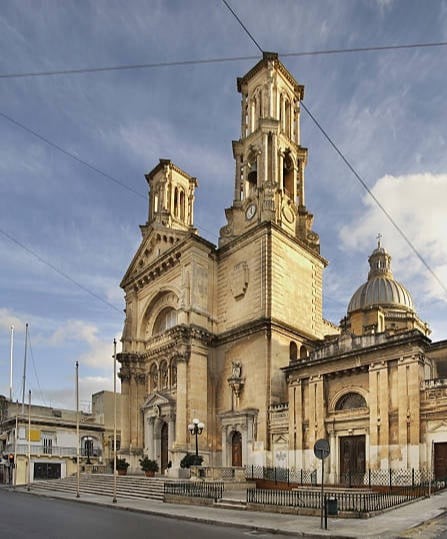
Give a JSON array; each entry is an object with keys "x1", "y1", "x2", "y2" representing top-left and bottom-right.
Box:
[
  {"x1": 0, "y1": 111, "x2": 146, "y2": 200},
  {"x1": 221, "y1": 0, "x2": 447, "y2": 298},
  {"x1": 281, "y1": 41, "x2": 447, "y2": 58},
  {"x1": 221, "y1": 0, "x2": 263, "y2": 53},
  {"x1": 2, "y1": 42, "x2": 446, "y2": 80},
  {"x1": 0, "y1": 55, "x2": 260, "y2": 79},
  {"x1": 301, "y1": 101, "x2": 447, "y2": 297},
  {"x1": 1, "y1": 110, "x2": 218, "y2": 241},
  {"x1": 0, "y1": 226, "x2": 122, "y2": 313}
]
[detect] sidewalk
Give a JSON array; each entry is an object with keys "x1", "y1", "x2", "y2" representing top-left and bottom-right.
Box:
[{"x1": 15, "y1": 485, "x2": 447, "y2": 538}]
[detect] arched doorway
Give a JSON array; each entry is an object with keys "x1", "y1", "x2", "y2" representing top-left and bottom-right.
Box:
[
  {"x1": 161, "y1": 422, "x2": 168, "y2": 472},
  {"x1": 231, "y1": 431, "x2": 242, "y2": 467}
]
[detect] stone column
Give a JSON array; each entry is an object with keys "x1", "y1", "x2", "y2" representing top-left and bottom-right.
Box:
[
  {"x1": 174, "y1": 354, "x2": 188, "y2": 448},
  {"x1": 289, "y1": 380, "x2": 303, "y2": 470},
  {"x1": 369, "y1": 365, "x2": 379, "y2": 469},
  {"x1": 168, "y1": 414, "x2": 176, "y2": 450},
  {"x1": 263, "y1": 133, "x2": 269, "y2": 185},
  {"x1": 119, "y1": 373, "x2": 131, "y2": 451},
  {"x1": 147, "y1": 417, "x2": 155, "y2": 459},
  {"x1": 221, "y1": 426, "x2": 228, "y2": 467}
]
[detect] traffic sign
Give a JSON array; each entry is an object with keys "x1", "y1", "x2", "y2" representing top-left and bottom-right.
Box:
[{"x1": 314, "y1": 438, "x2": 330, "y2": 460}]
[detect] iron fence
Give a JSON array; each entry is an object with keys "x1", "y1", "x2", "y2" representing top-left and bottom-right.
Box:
[
  {"x1": 247, "y1": 486, "x2": 425, "y2": 514},
  {"x1": 164, "y1": 481, "x2": 224, "y2": 500},
  {"x1": 245, "y1": 465, "x2": 441, "y2": 490}
]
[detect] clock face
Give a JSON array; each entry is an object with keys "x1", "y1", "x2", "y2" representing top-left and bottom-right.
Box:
[{"x1": 245, "y1": 203, "x2": 257, "y2": 220}]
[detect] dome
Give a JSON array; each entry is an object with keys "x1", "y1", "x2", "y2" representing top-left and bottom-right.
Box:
[
  {"x1": 347, "y1": 240, "x2": 415, "y2": 314},
  {"x1": 347, "y1": 276, "x2": 414, "y2": 313}
]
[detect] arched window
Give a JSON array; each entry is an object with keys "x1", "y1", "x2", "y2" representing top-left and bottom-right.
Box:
[
  {"x1": 289, "y1": 341, "x2": 298, "y2": 361},
  {"x1": 180, "y1": 190, "x2": 185, "y2": 221},
  {"x1": 283, "y1": 153, "x2": 294, "y2": 197},
  {"x1": 153, "y1": 308, "x2": 177, "y2": 335},
  {"x1": 174, "y1": 187, "x2": 179, "y2": 218},
  {"x1": 335, "y1": 392, "x2": 367, "y2": 411},
  {"x1": 300, "y1": 345, "x2": 308, "y2": 359}
]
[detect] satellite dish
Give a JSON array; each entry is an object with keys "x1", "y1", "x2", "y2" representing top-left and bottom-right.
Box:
[{"x1": 314, "y1": 438, "x2": 330, "y2": 460}]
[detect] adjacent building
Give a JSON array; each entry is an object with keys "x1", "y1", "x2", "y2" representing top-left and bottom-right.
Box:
[{"x1": 0, "y1": 390, "x2": 120, "y2": 485}]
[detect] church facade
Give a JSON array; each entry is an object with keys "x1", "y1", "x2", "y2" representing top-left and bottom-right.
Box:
[{"x1": 117, "y1": 53, "x2": 447, "y2": 480}]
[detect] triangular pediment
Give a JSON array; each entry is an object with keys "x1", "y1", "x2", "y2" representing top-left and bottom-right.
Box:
[
  {"x1": 431, "y1": 420, "x2": 447, "y2": 433},
  {"x1": 142, "y1": 391, "x2": 175, "y2": 410},
  {"x1": 121, "y1": 225, "x2": 188, "y2": 288}
]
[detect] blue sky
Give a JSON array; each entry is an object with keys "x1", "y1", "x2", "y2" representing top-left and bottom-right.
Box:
[{"x1": 1, "y1": 0, "x2": 446, "y2": 409}]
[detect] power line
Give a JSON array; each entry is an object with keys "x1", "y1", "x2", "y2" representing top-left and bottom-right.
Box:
[
  {"x1": 221, "y1": 0, "x2": 263, "y2": 53},
  {"x1": 0, "y1": 111, "x2": 146, "y2": 200},
  {"x1": 1, "y1": 42, "x2": 446, "y2": 80},
  {"x1": 1, "y1": 110, "x2": 219, "y2": 241},
  {"x1": 281, "y1": 41, "x2": 447, "y2": 58},
  {"x1": 220, "y1": 1, "x2": 447, "y2": 299},
  {"x1": 0, "y1": 226, "x2": 122, "y2": 313},
  {"x1": 0, "y1": 55, "x2": 260, "y2": 79},
  {"x1": 300, "y1": 101, "x2": 447, "y2": 298}
]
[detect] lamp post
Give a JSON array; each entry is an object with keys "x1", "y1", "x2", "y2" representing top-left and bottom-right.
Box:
[{"x1": 188, "y1": 418, "x2": 204, "y2": 465}]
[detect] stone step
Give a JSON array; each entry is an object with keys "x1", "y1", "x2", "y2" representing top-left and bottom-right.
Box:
[{"x1": 30, "y1": 474, "x2": 168, "y2": 501}]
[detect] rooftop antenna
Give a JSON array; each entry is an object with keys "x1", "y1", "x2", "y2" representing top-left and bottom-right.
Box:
[
  {"x1": 21, "y1": 323, "x2": 28, "y2": 415},
  {"x1": 9, "y1": 325, "x2": 14, "y2": 401}
]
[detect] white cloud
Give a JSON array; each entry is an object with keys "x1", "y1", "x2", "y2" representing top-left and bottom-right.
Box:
[{"x1": 339, "y1": 172, "x2": 447, "y2": 304}]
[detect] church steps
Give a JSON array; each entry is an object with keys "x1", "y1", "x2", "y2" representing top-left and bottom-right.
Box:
[{"x1": 29, "y1": 474, "x2": 169, "y2": 501}]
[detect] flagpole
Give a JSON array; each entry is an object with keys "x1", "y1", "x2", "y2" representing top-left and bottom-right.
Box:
[
  {"x1": 21, "y1": 323, "x2": 28, "y2": 415},
  {"x1": 76, "y1": 361, "x2": 80, "y2": 498},
  {"x1": 113, "y1": 338, "x2": 117, "y2": 503},
  {"x1": 27, "y1": 390, "x2": 31, "y2": 491},
  {"x1": 13, "y1": 400, "x2": 18, "y2": 488},
  {"x1": 9, "y1": 325, "x2": 14, "y2": 402}
]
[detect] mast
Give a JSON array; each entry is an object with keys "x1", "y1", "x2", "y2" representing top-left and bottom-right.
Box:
[
  {"x1": 9, "y1": 325, "x2": 14, "y2": 401},
  {"x1": 21, "y1": 323, "x2": 28, "y2": 415}
]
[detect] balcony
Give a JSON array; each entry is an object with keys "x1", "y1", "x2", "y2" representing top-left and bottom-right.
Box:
[{"x1": 5, "y1": 444, "x2": 102, "y2": 458}]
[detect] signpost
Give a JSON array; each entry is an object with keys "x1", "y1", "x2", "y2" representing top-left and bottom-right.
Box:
[{"x1": 314, "y1": 439, "x2": 330, "y2": 529}]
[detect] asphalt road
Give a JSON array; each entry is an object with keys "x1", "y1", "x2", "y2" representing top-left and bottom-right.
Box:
[{"x1": 0, "y1": 489, "x2": 295, "y2": 539}]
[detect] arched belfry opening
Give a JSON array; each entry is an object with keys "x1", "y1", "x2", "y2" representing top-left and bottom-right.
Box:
[{"x1": 283, "y1": 152, "x2": 294, "y2": 198}]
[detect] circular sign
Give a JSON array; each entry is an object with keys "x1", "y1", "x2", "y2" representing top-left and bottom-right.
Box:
[{"x1": 314, "y1": 438, "x2": 330, "y2": 460}]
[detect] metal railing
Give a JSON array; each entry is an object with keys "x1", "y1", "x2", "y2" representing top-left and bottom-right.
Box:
[
  {"x1": 164, "y1": 481, "x2": 224, "y2": 500},
  {"x1": 247, "y1": 486, "x2": 426, "y2": 514},
  {"x1": 5, "y1": 444, "x2": 102, "y2": 458},
  {"x1": 245, "y1": 465, "x2": 439, "y2": 489}
]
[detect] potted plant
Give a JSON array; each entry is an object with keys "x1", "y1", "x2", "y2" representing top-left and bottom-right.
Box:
[
  {"x1": 115, "y1": 457, "x2": 129, "y2": 476},
  {"x1": 139, "y1": 456, "x2": 159, "y2": 477}
]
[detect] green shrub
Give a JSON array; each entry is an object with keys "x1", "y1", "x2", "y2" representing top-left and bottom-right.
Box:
[{"x1": 180, "y1": 453, "x2": 203, "y2": 468}]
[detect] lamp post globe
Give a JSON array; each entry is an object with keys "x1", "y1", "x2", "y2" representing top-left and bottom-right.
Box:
[{"x1": 188, "y1": 418, "x2": 205, "y2": 464}]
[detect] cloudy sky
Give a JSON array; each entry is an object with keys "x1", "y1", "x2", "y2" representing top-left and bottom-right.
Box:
[{"x1": 1, "y1": 0, "x2": 446, "y2": 410}]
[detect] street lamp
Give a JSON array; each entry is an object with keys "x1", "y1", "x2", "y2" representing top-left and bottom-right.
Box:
[{"x1": 188, "y1": 418, "x2": 204, "y2": 465}]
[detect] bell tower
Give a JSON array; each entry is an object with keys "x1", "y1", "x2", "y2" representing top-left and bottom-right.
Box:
[
  {"x1": 145, "y1": 159, "x2": 197, "y2": 233},
  {"x1": 219, "y1": 52, "x2": 319, "y2": 252}
]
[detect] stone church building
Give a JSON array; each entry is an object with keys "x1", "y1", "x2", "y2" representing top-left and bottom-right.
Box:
[{"x1": 117, "y1": 53, "x2": 447, "y2": 481}]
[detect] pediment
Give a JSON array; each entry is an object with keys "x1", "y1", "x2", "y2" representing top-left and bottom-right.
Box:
[
  {"x1": 142, "y1": 391, "x2": 175, "y2": 409},
  {"x1": 431, "y1": 420, "x2": 447, "y2": 433},
  {"x1": 121, "y1": 225, "x2": 187, "y2": 288},
  {"x1": 273, "y1": 434, "x2": 288, "y2": 445}
]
